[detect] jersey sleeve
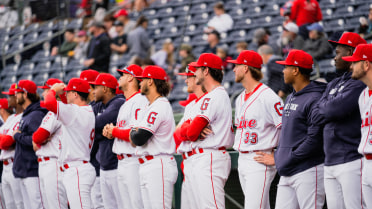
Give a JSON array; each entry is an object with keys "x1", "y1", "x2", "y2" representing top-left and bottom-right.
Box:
[
  {"x1": 57, "y1": 102, "x2": 78, "y2": 127},
  {"x1": 40, "y1": 112, "x2": 61, "y2": 134},
  {"x1": 136, "y1": 106, "x2": 163, "y2": 134},
  {"x1": 234, "y1": 93, "x2": 242, "y2": 126}
]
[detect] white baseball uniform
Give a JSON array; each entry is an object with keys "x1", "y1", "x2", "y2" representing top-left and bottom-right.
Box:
[
  {"x1": 36, "y1": 111, "x2": 68, "y2": 209},
  {"x1": 134, "y1": 97, "x2": 178, "y2": 209},
  {"x1": 0, "y1": 113, "x2": 23, "y2": 209},
  {"x1": 188, "y1": 86, "x2": 234, "y2": 209},
  {"x1": 57, "y1": 102, "x2": 96, "y2": 209},
  {"x1": 358, "y1": 88, "x2": 372, "y2": 208},
  {"x1": 234, "y1": 83, "x2": 283, "y2": 209},
  {"x1": 112, "y1": 92, "x2": 147, "y2": 209}
]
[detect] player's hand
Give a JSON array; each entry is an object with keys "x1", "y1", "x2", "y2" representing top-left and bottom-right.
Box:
[
  {"x1": 32, "y1": 141, "x2": 40, "y2": 151},
  {"x1": 12, "y1": 129, "x2": 20, "y2": 137},
  {"x1": 103, "y1": 123, "x2": 115, "y2": 139},
  {"x1": 200, "y1": 125, "x2": 213, "y2": 139},
  {"x1": 253, "y1": 151, "x2": 275, "y2": 166},
  {"x1": 46, "y1": 134, "x2": 54, "y2": 142},
  {"x1": 51, "y1": 83, "x2": 66, "y2": 95}
]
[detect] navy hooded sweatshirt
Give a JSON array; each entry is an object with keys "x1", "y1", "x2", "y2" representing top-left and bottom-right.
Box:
[
  {"x1": 13, "y1": 102, "x2": 48, "y2": 178},
  {"x1": 318, "y1": 72, "x2": 365, "y2": 166},
  {"x1": 275, "y1": 81, "x2": 326, "y2": 177},
  {"x1": 93, "y1": 95, "x2": 125, "y2": 171}
]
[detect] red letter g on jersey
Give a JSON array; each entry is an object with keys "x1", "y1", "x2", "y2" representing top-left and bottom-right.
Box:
[
  {"x1": 201, "y1": 98, "x2": 211, "y2": 111},
  {"x1": 274, "y1": 102, "x2": 283, "y2": 116},
  {"x1": 147, "y1": 112, "x2": 158, "y2": 125}
]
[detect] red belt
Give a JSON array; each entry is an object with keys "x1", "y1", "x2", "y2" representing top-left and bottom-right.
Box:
[
  {"x1": 138, "y1": 155, "x2": 154, "y2": 164},
  {"x1": 60, "y1": 161, "x2": 88, "y2": 172},
  {"x1": 182, "y1": 147, "x2": 225, "y2": 160},
  {"x1": 240, "y1": 150, "x2": 259, "y2": 154},
  {"x1": 365, "y1": 154, "x2": 372, "y2": 160},
  {"x1": 117, "y1": 154, "x2": 132, "y2": 160},
  {"x1": 3, "y1": 158, "x2": 13, "y2": 165},
  {"x1": 37, "y1": 157, "x2": 50, "y2": 162}
]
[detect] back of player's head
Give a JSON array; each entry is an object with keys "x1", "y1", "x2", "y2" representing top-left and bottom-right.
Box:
[{"x1": 65, "y1": 78, "x2": 91, "y2": 101}]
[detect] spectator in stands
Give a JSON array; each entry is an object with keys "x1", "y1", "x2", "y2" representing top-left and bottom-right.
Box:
[
  {"x1": 114, "y1": 9, "x2": 136, "y2": 34},
  {"x1": 248, "y1": 28, "x2": 270, "y2": 52},
  {"x1": 276, "y1": 22, "x2": 304, "y2": 57},
  {"x1": 178, "y1": 44, "x2": 195, "y2": 73},
  {"x1": 110, "y1": 21, "x2": 128, "y2": 55},
  {"x1": 216, "y1": 45, "x2": 233, "y2": 71},
  {"x1": 103, "y1": 14, "x2": 117, "y2": 38},
  {"x1": 289, "y1": 0, "x2": 322, "y2": 39},
  {"x1": 258, "y1": 45, "x2": 291, "y2": 98},
  {"x1": 203, "y1": 30, "x2": 220, "y2": 54},
  {"x1": 235, "y1": 41, "x2": 248, "y2": 58},
  {"x1": 359, "y1": 7, "x2": 372, "y2": 40},
  {"x1": 151, "y1": 41, "x2": 175, "y2": 71},
  {"x1": 205, "y1": 1, "x2": 234, "y2": 33},
  {"x1": 85, "y1": 21, "x2": 111, "y2": 73},
  {"x1": 51, "y1": 29, "x2": 77, "y2": 57},
  {"x1": 127, "y1": 16, "x2": 151, "y2": 59},
  {"x1": 74, "y1": 30, "x2": 90, "y2": 59},
  {"x1": 303, "y1": 23, "x2": 332, "y2": 60}
]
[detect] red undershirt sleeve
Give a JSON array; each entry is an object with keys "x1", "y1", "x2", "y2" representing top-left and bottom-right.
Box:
[
  {"x1": 59, "y1": 92, "x2": 68, "y2": 104},
  {"x1": 174, "y1": 127, "x2": 184, "y2": 147},
  {"x1": 0, "y1": 135, "x2": 15, "y2": 150},
  {"x1": 181, "y1": 117, "x2": 209, "y2": 142},
  {"x1": 44, "y1": 89, "x2": 58, "y2": 114},
  {"x1": 112, "y1": 128, "x2": 131, "y2": 142},
  {"x1": 32, "y1": 127, "x2": 51, "y2": 145}
]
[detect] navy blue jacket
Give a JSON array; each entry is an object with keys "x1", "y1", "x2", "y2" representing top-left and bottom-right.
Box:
[
  {"x1": 318, "y1": 72, "x2": 365, "y2": 166},
  {"x1": 89, "y1": 100, "x2": 100, "y2": 176},
  {"x1": 13, "y1": 102, "x2": 47, "y2": 178},
  {"x1": 275, "y1": 81, "x2": 326, "y2": 176},
  {"x1": 94, "y1": 95, "x2": 125, "y2": 171}
]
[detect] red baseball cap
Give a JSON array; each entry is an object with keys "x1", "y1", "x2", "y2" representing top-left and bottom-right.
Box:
[
  {"x1": 227, "y1": 50, "x2": 263, "y2": 69},
  {"x1": 179, "y1": 93, "x2": 197, "y2": 107},
  {"x1": 135, "y1": 65, "x2": 168, "y2": 81},
  {"x1": 189, "y1": 53, "x2": 223, "y2": 70},
  {"x1": 80, "y1": 69, "x2": 100, "y2": 84},
  {"x1": 178, "y1": 62, "x2": 197, "y2": 76},
  {"x1": 117, "y1": 65, "x2": 143, "y2": 77},
  {"x1": 90, "y1": 73, "x2": 118, "y2": 89},
  {"x1": 0, "y1": 98, "x2": 8, "y2": 109},
  {"x1": 38, "y1": 78, "x2": 64, "y2": 89},
  {"x1": 15, "y1": 80, "x2": 37, "y2": 94},
  {"x1": 64, "y1": 78, "x2": 91, "y2": 93},
  {"x1": 114, "y1": 9, "x2": 128, "y2": 18},
  {"x1": 276, "y1": 49, "x2": 313, "y2": 69},
  {"x1": 342, "y1": 44, "x2": 372, "y2": 62},
  {"x1": 2, "y1": 83, "x2": 16, "y2": 95},
  {"x1": 116, "y1": 86, "x2": 124, "y2": 95},
  {"x1": 328, "y1": 32, "x2": 366, "y2": 48}
]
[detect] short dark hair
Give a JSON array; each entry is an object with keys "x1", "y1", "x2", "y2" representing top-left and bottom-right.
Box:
[
  {"x1": 338, "y1": 44, "x2": 354, "y2": 56},
  {"x1": 203, "y1": 67, "x2": 223, "y2": 83},
  {"x1": 75, "y1": 91, "x2": 89, "y2": 101},
  {"x1": 153, "y1": 79, "x2": 170, "y2": 96},
  {"x1": 249, "y1": 66, "x2": 263, "y2": 81},
  {"x1": 298, "y1": 67, "x2": 312, "y2": 79},
  {"x1": 65, "y1": 28, "x2": 74, "y2": 34},
  {"x1": 109, "y1": 87, "x2": 116, "y2": 95},
  {"x1": 136, "y1": 16, "x2": 148, "y2": 28},
  {"x1": 27, "y1": 93, "x2": 40, "y2": 103},
  {"x1": 214, "y1": 2, "x2": 224, "y2": 10}
]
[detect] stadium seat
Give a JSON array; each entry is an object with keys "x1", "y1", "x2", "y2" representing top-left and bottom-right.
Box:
[
  {"x1": 64, "y1": 70, "x2": 81, "y2": 83},
  {"x1": 261, "y1": 3, "x2": 280, "y2": 16},
  {"x1": 233, "y1": 18, "x2": 257, "y2": 30},
  {"x1": 18, "y1": 74, "x2": 33, "y2": 80},
  {"x1": 34, "y1": 61, "x2": 52, "y2": 74},
  {"x1": 66, "y1": 18, "x2": 83, "y2": 30},
  {"x1": 0, "y1": 64, "x2": 17, "y2": 78},
  {"x1": 52, "y1": 19, "x2": 69, "y2": 31},
  {"x1": 24, "y1": 23, "x2": 39, "y2": 33},
  {"x1": 184, "y1": 24, "x2": 204, "y2": 36},
  {"x1": 23, "y1": 32, "x2": 38, "y2": 45},
  {"x1": 38, "y1": 21, "x2": 54, "y2": 33},
  {"x1": 155, "y1": 7, "x2": 176, "y2": 18},
  {"x1": 65, "y1": 58, "x2": 85, "y2": 72},
  {"x1": 189, "y1": 3, "x2": 212, "y2": 15},
  {"x1": 33, "y1": 72, "x2": 49, "y2": 86},
  {"x1": 225, "y1": 29, "x2": 247, "y2": 43},
  {"x1": 161, "y1": 26, "x2": 182, "y2": 38},
  {"x1": 168, "y1": 0, "x2": 187, "y2": 7},
  {"x1": 16, "y1": 61, "x2": 34, "y2": 76},
  {"x1": 159, "y1": 17, "x2": 177, "y2": 28},
  {"x1": 333, "y1": 5, "x2": 354, "y2": 18},
  {"x1": 190, "y1": 34, "x2": 208, "y2": 47},
  {"x1": 49, "y1": 71, "x2": 64, "y2": 80},
  {"x1": 9, "y1": 25, "x2": 25, "y2": 36},
  {"x1": 323, "y1": 18, "x2": 345, "y2": 33},
  {"x1": 32, "y1": 50, "x2": 52, "y2": 63},
  {"x1": 37, "y1": 31, "x2": 53, "y2": 42},
  {"x1": 173, "y1": 5, "x2": 190, "y2": 16},
  {"x1": 190, "y1": 12, "x2": 210, "y2": 25},
  {"x1": 50, "y1": 56, "x2": 68, "y2": 72}
]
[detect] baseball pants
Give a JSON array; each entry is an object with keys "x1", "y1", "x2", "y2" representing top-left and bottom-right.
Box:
[
  {"x1": 19, "y1": 177, "x2": 44, "y2": 209},
  {"x1": 100, "y1": 169, "x2": 122, "y2": 209},
  {"x1": 181, "y1": 156, "x2": 197, "y2": 209},
  {"x1": 275, "y1": 164, "x2": 325, "y2": 209},
  {"x1": 2, "y1": 161, "x2": 23, "y2": 209},
  {"x1": 38, "y1": 158, "x2": 68, "y2": 209},
  {"x1": 117, "y1": 156, "x2": 143, "y2": 209},
  {"x1": 62, "y1": 162, "x2": 96, "y2": 209},
  {"x1": 139, "y1": 155, "x2": 178, "y2": 209},
  {"x1": 238, "y1": 152, "x2": 276, "y2": 209},
  {"x1": 0, "y1": 183, "x2": 5, "y2": 209},
  {"x1": 324, "y1": 158, "x2": 364, "y2": 209},
  {"x1": 190, "y1": 149, "x2": 231, "y2": 209},
  {"x1": 91, "y1": 177, "x2": 104, "y2": 209},
  {"x1": 362, "y1": 158, "x2": 372, "y2": 208}
]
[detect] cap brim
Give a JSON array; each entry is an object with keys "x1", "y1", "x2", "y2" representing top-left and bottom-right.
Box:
[
  {"x1": 275, "y1": 60, "x2": 290, "y2": 65},
  {"x1": 113, "y1": 14, "x2": 120, "y2": 18},
  {"x1": 226, "y1": 60, "x2": 240, "y2": 64},
  {"x1": 2, "y1": 91, "x2": 13, "y2": 95},
  {"x1": 13, "y1": 89, "x2": 24, "y2": 93},
  {"x1": 342, "y1": 56, "x2": 361, "y2": 62},
  {"x1": 37, "y1": 86, "x2": 49, "y2": 89},
  {"x1": 188, "y1": 62, "x2": 202, "y2": 68},
  {"x1": 178, "y1": 72, "x2": 195, "y2": 76}
]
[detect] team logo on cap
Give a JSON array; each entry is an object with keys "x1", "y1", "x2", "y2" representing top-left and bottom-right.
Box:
[
  {"x1": 73, "y1": 86, "x2": 76, "y2": 89},
  {"x1": 244, "y1": 60, "x2": 247, "y2": 63},
  {"x1": 294, "y1": 61, "x2": 298, "y2": 64},
  {"x1": 83, "y1": 78, "x2": 87, "y2": 80},
  {"x1": 148, "y1": 73, "x2": 151, "y2": 76},
  {"x1": 363, "y1": 55, "x2": 368, "y2": 59},
  {"x1": 102, "y1": 81, "x2": 106, "y2": 84},
  {"x1": 204, "y1": 62, "x2": 207, "y2": 65},
  {"x1": 348, "y1": 40, "x2": 352, "y2": 44}
]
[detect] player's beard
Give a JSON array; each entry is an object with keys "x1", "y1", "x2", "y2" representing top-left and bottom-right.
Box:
[
  {"x1": 196, "y1": 76, "x2": 204, "y2": 86},
  {"x1": 235, "y1": 73, "x2": 244, "y2": 83},
  {"x1": 16, "y1": 95, "x2": 25, "y2": 105},
  {"x1": 141, "y1": 83, "x2": 149, "y2": 95},
  {"x1": 351, "y1": 65, "x2": 366, "y2": 80}
]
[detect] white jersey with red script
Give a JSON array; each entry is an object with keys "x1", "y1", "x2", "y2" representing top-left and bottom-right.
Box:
[
  {"x1": 36, "y1": 111, "x2": 62, "y2": 158},
  {"x1": 191, "y1": 86, "x2": 234, "y2": 149},
  {"x1": 0, "y1": 113, "x2": 22, "y2": 160},
  {"x1": 358, "y1": 87, "x2": 372, "y2": 155},
  {"x1": 134, "y1": 97, "x2": 176, "y2": 156},
  {"x1": 234, "y1": 83, "x2": 283, "y2": 152},
  {"x1": 56, "y1": 103, "x2": 95, "y2": 164},
  {"x1": 113, "y1": 92, "x2": 148, "y2": 155}
]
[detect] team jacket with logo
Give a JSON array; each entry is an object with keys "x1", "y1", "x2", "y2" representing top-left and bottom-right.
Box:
[{"x1": 275, "y1": 81, "x2": 326, "y2": 177}]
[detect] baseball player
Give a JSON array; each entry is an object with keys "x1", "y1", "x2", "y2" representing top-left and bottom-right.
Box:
[
  {"x1": 103, "y1": 64, "x2": 146, "y2": 209},
  {"x1": 274, "y1": 50, "x2": 326, "y2": 209},
  {"x1": 43, "y1": 78, "x2": 96, "y2": 209},
  {"x1": 32, "y1": 78, "x2": 68, "y2": 209},
  {"x1": 129, "y1": 65, "x2": 178, "y2": 209},
  {"x1": 317, "y1": 32, "x2": 366, "y2": 209},
  {"x1": 180, "y1": 53, "x2": 234, "y2": 209},
  {"x1": 174, "y1": 62, "x2": 206, "y2": 209},
  {"x1": 228, "y1": 50, "x2": 283, "y2": 209},
  {"x1": 80, "y1": 69, "x2": 103, "y2": 209},
  {"x1": 0, "y1": 84, "x2": 24, "y2": 209},
  {"x1": 342, "y1": 43, "x2": 372, "y2": 208},
  {"x1": 90, "y1": 73, "x2": 125, "y2": 209},
  {"x1": 11, "y1": 80, "x2": 48, "y2": 209}
]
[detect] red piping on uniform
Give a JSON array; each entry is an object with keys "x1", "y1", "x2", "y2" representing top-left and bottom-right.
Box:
[
  {"x1": 38, "y1": 177, "x2": 45, "y2": 209},
  {"x1": 56, "y1": 161, "x2": 62, "y2": 209},
  {"x1": 210, "y1": 153, "x2": 218, "y2": 209},
  {"x1": 0, "y1": 192, "x2": 4, "y2": 209},
  {"x1": 259, "y1": 165, "x2": 268, "y2": 209},
  {"x1": 77, "y1": 168, "x2": 83, "y2": 209},
  {"x1": 161, "y1": 159, "x2": 165, "y2": 209},
  {"x1": 360, "y1": 159, "x2": 363, "y2": 209}
]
